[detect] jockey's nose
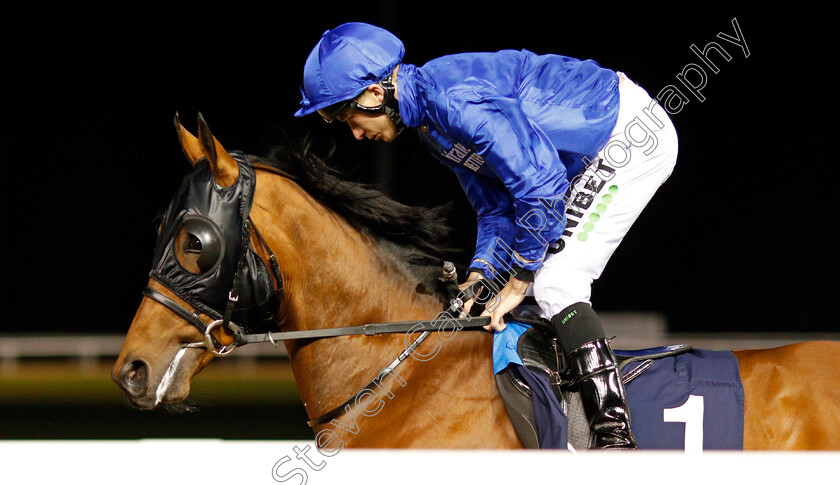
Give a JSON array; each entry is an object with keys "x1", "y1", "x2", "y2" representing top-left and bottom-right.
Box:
[
  {"x1": 351, "y1": 125, "x2": 366, "y2": 140},
  {"x1": 114, "y1": 359, "x2": 150, "y2": 397}
]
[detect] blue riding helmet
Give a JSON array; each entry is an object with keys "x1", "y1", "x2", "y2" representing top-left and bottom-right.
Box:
[{"x1": 294, "y1": 22, "x2": 405, "y2": 124}]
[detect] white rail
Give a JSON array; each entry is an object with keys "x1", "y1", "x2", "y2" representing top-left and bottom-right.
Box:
[{"x1": 0, "y1": 333, "x2": 289, "y2": 372}]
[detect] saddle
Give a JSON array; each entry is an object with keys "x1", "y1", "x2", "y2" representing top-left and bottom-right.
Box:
[{"x1": 495, "y1": 304, "x2": 690, "y2": 450}]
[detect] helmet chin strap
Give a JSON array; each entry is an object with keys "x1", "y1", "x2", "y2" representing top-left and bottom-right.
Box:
[{"x1": 378, "y1": 72, "x2": 405, "y2": 135}]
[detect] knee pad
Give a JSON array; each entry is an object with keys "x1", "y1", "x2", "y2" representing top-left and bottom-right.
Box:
[{"x1": 550, "y1": 302, "x2": 605, "y2": 356}]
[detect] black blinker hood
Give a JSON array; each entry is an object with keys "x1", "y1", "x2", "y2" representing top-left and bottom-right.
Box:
[{"x1": 149, "y1": 152, "x2": 279, "y2": 334}]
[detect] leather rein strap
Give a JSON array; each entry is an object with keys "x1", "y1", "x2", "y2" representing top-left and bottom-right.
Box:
[
  {"x1": 143, "y1": 285, "x2": 489, "y2": 348},
  {"x1": 242, "y1": 315, "x2": 490, "y2": 345}
]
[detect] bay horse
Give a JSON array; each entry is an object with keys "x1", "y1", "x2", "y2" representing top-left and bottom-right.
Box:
[{"x1": 113, "y1": 115, "x2": 840, "y2": 450}]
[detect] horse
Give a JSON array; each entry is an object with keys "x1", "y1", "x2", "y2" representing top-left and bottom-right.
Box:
[{"x1": 113, "y1": 114, "x2": 840, "y2": 450}]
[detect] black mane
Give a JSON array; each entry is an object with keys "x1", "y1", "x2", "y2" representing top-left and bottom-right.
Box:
[{"x1": 250, "y1": 140, "x2": 458, "y2": 303}]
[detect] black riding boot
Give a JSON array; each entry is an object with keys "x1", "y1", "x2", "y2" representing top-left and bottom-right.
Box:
[
  {"x1": 567, "y1": 338, "x2": 638, "y2": 449},
  {"x1": 552, "y1": 303, "x2": 638, "y2": 450}
]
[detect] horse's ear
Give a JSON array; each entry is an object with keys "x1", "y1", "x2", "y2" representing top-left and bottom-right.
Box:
[
  {"x1": 174, "y1": 112, "x2": 204, "y2": 166},
  {"x1": 197, "y1": 112, "x2": 239, "y2": 187}
]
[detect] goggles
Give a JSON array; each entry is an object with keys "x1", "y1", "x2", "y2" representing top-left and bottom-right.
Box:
[
  {"x1": 317, "y1": 97, "x2": 393, "y2": 123},
  {"x1": 317, "y1": 99, "x2": 353, "y2": 123},
  {"x1": 317, "y1": 74, "x2": 403, "y2": 133}
]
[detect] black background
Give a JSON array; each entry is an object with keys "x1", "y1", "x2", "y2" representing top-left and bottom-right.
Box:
[{"x1": 3, "y1": 5, "x2": 836, "y2": 336}]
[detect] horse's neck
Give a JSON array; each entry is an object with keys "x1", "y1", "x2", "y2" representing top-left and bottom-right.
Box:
[
  {"x1": 284, "y1": 212, "x2": 441, "y2": 331},
  {"x1": 252, "y1": 174, "x2": 445, "y2": 419}
]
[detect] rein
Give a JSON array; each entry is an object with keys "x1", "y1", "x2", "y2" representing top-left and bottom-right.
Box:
[
  {"x1": 144, "y1": 278, "x2": 489, "y2": 428},
  {"x1": 144, "y1": 281, "x2": 488, "y2": 354},
  {"x1": 144, "y1": 281, "x2": 489, "y2": 427},
  {"x1": 242, "y1": 314, "x2": 489, "y2": 346}
]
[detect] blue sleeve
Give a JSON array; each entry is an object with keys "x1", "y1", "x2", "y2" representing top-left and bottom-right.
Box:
[
  {"x1": 450, "y1": 165, "x2": 516, "y2": 279},
  {"x1": 443, "y1": 94, "x2": 570, "y2": 275}
]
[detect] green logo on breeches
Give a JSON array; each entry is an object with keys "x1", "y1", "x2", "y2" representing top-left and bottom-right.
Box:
[{"x1": 577, "y1": 185, "x2": 618, "y2": 242}]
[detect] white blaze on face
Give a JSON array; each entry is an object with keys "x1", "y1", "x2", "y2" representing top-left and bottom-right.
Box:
[{"x1": 155, "y1": 347, "x2": 188, "y2": 406}]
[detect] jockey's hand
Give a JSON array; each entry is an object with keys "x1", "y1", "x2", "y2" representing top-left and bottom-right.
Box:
[
  {"x1": 481, "y1": 276, "x2": 530, "y2": 332},
  {"x1": 458, "y1": 271, "x2": 485, "y2": 316}
]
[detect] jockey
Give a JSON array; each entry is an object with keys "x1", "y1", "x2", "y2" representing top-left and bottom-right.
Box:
[{"x1": 294, "y1": 22, "x2": 678, "y2": 450}]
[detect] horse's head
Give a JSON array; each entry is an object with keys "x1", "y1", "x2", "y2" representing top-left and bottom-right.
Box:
[{"x1": 112, "y1": 114, "x2": 280, "y2": 409}]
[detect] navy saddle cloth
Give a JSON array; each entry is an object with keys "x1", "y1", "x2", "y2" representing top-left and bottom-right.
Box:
[{"x1": 493, "y1": 305, "x2": 745, "y2": 451}]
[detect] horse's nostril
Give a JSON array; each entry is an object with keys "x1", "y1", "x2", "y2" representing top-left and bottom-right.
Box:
[{"x1": 119, "y1": 360, "x2": 149, "y2": 397}]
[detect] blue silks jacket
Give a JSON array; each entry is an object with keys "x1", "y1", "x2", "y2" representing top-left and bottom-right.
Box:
[{"x1": 397, "y1": 50, "x2": 620, "y2": 279}]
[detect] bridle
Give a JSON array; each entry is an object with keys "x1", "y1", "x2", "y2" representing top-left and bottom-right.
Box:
[{"x1": 142, "y1": 153, "x2": 490, "y2": 426}]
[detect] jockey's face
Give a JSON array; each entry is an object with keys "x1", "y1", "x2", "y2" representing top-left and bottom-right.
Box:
[{"x1": 337, "y1": 84, "x2": 399, "y2": 142}]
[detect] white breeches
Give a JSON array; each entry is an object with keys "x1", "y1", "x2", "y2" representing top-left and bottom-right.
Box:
[{"x1": 532, "y1": 74, "x2": 679, "y2": 319}]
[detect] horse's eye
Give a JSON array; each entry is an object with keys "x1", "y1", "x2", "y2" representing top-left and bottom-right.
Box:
[
  {"x1": 174, "y1": 216, "x2": 224, "y2": 275},
  {"x1": 185, "y1": 235, "x2": 202, "y2": 253}
]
